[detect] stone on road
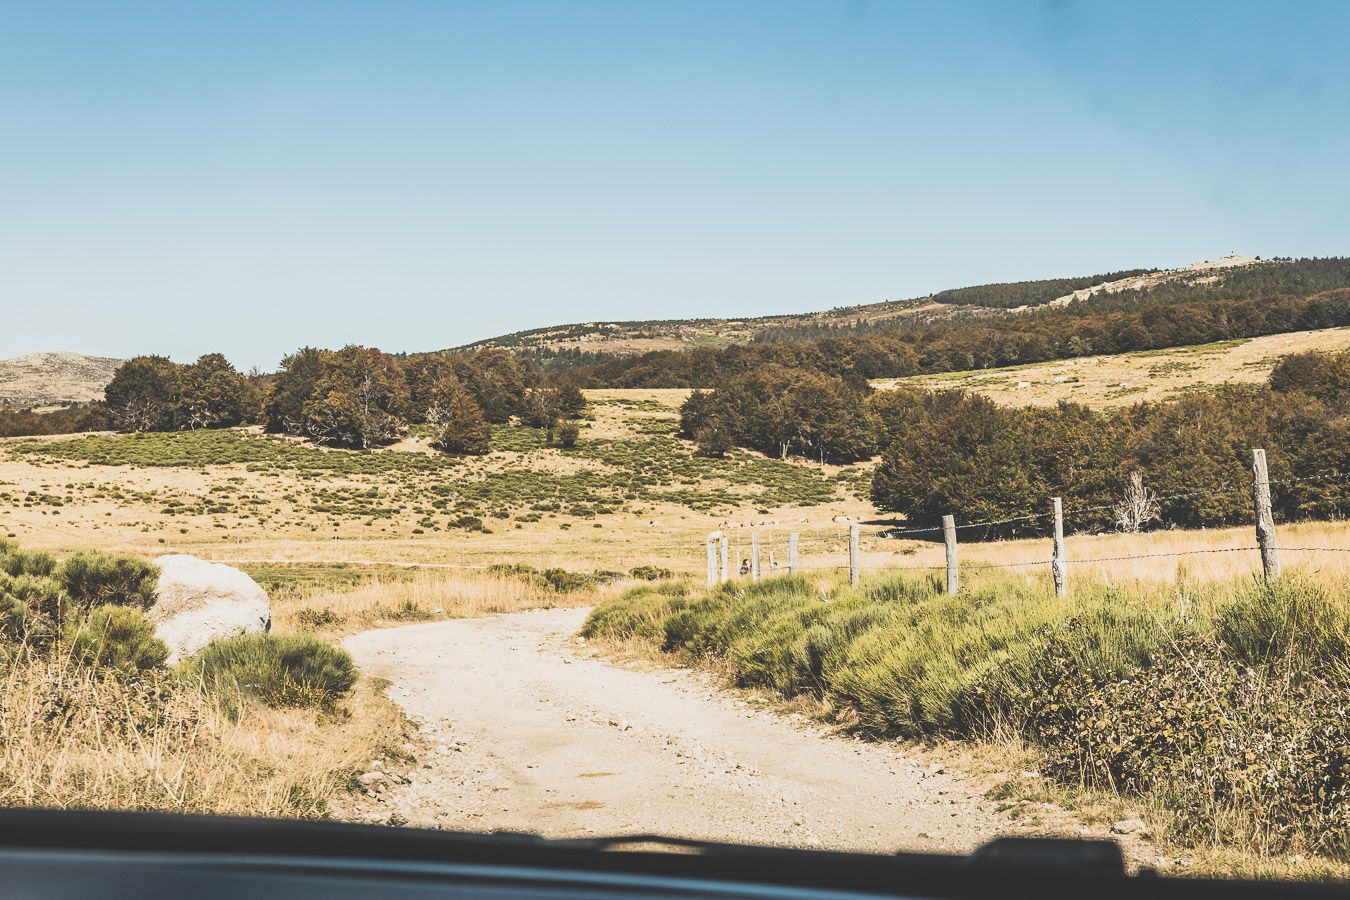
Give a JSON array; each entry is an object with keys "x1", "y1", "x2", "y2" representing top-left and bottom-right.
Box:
[{"x1": 343, "y1": 607, "x2": 1068, "y2": 854}]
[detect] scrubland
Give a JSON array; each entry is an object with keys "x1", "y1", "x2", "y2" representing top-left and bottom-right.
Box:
[{"x1": 0, "y1": 391, "x2": 872, "y2": 576}]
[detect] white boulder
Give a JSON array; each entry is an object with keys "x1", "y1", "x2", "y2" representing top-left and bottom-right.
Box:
[{"x1": 147, "y1": 554, "x2": 271, "y2": 663}]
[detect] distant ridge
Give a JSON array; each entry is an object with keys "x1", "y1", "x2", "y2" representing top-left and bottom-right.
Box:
[
  {"x1": 455, "y1": 255, "x2": 1289, "y2": 359},
  {"x1": 0, "y1": 352, "x2": 122, "y2": 406}
]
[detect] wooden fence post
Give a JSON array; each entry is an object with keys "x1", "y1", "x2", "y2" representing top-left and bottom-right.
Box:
[
  {"x1": 1251, "y1": 448, "x2": 1280, "y2": 580},
  {"x1": 942, "y1": 514, "x2": 958, "y2": 596},
  {"x1": 849, "y1": 525, "x2": 860, "y2": 587},
  {"x1": 788, "y1": 533, "x2": 798, "y2": 575},
  {"x1": 719, "y1": 535, "x2": 729, "y2": 585},
  {"x1": 706, "y1": 532, "x2": 719, "y2": 589},
  {"x1": 1051, "y1": 497, "x2": 1067, "y2": 597},
  {"x1": 751, "y1": 531, "x2": 761, "y2": 582}
]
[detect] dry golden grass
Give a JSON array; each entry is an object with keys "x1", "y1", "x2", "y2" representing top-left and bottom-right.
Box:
[
  {"x1": 847, "y1": 519, "x2": 1350, "y2": 585},
  {"x1": 874, "y1": 326, "x2": 1350, "y2": 409},
  {"x1": 273, "y1": 568, "x2": 623, "y2": 636},
  {"x1": 0, "y1": 389, "x2": 870, "y2": 577},
  {"x1": 0, "y1": 647, "x2": 403, "y2": 817}
]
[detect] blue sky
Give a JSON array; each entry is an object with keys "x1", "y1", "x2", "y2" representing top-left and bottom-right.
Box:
[{"x1": 2, "y1": 0, "x2": 1347, "y2": 370}]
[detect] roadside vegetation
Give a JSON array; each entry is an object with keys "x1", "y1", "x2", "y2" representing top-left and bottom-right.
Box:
[
  {"x1": 583, "y1": 570, "x2": 1350, "y2": 866},
  {"x1": 0, "y1": 536, "x2": 627, "y2": 819},
  {"x1": 0, "y1": 538, "x2": 398, "y2": 817}
]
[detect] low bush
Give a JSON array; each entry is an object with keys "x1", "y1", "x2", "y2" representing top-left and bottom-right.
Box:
[
  {"x1": 1214, "y1": 575, "x2": 1350, "y2": 671},
  {"x1": 190, "y1": 634, "x2": 358, "y2": 710},
  {"x1": 67, "y1": 606, "x2": 169, "y2": 672},
  {"x1": 0, "y1": 545, "x2": 57, "y2": 578},
  {"x1": 57, "y1": 551, "x2": 159, "y2": 610},
  {"x1": 0, "y1": 572, "x2": 70, "y2": 649},
  {"x1": 1032, "y1": 634, "x2": 1349, "y2": 857},
  {"x1": 629, "y1": 565, "x2": 674, "y2": 581},
  {"x1": 487, "y1": 563, "x2": 619, "y2": 593},
  {"x1": 581, "y1": 583, "x2": 689, "y2": 643}
]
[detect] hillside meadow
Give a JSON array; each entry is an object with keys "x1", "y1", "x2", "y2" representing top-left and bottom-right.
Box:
[
  {"x1": 0, "y1": 390, "x2": 878, "y2": 577},
  {"x1": 873, "y1": 326, "x2": 1350, "y2": 409}
]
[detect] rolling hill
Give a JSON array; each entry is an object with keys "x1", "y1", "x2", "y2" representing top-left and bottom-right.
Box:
[
  {"x1": 458, "y1": 254, "x2": 1300, "y2": 359},
  {"x1": 0, "y1": 352, "x2": 121, "y2": 406}
]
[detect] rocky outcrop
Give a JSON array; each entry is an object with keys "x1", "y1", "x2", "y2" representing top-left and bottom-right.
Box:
[{"x1": 147, "y1": 555, "x2": 271, "y2": 663}]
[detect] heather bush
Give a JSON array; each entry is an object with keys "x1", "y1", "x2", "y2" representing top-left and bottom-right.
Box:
[
  {"x1": 190, "y1": 634, "x2": 358, "y2": 710},
  {"x1": 67, "y1": 606, "x2": 170, "y2": 673},
  {"x1": 57, "y1": 551, "x2": 159, "y2": 610}
]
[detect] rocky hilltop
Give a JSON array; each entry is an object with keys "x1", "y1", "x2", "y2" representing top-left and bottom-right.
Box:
[{"x1": 0, "y1": 351, "x2": 121, "y2": 406}]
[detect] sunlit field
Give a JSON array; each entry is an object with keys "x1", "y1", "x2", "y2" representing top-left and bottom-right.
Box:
[{"x1": 875, "y1": 326, "x2": 1350, "y2": 409}]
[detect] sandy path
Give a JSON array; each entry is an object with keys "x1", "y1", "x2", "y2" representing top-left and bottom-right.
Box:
[{"x1": 342, "y1": 608, "x2": 1094, "y2": 855}]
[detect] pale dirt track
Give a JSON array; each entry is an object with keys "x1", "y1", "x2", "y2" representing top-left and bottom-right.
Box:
[{"x1": 342, "y1": 608, "x2": 1117, "y2": 856}]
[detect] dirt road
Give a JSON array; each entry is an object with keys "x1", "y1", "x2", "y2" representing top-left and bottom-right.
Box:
[{"x1": 342, "y1": 608, "x2": 1100, "y2": 855}]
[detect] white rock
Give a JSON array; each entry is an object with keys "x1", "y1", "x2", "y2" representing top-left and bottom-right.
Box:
[{"x1": 147, "y1": 555, "x2": 271, "y2": 663}]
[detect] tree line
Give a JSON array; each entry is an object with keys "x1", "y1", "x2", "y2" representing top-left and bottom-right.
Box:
[
  {"x1": 680, "y1": 349, "x2": 1350, "y2": 534},
  {"x1": 39, "y1": 346, "x2": 586, "y2": 455},
  {"x1": 750, "y1": 257, "x2": 1350, "y2": 343}
]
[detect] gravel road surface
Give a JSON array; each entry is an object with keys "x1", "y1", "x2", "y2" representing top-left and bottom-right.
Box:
[{"x1": 342, "y1": 607, "x2": 1105, "y2": 855}]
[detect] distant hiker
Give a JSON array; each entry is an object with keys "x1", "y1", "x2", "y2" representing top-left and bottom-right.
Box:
[{"x1": 739, "y1": 558, "x2": 751, "y2": 576}]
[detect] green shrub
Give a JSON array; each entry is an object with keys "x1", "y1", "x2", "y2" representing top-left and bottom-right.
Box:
[
  {"x1": 581, "y1": 583, "x2": 689, "y2": 642},
  {"x1": 0, "y1": 593, "x2": 32, "y2": 644},
  {"x1": 538, "y1": 568, "x2": 593, "y2": 592},
  {"x1": 1032, "y1": 635, "x2": 1349, "y2": 857},
  {"x1": 1215, "y1": 576, "x2": 1350, "y2": 671},
  {"x1": 0, "y1": 547, "x2": 57, "y2": 578},
  {"x1": 628, "y1": 565, "x2": 674, "y2": 581},
  {"x1": 57, "y1": 551, "x2": 158, "y2": 610},
  {"x1": 67, "y1": 606, "x2": 169, "y2": 672},
  {"x1": 191, "y1": 634, "x2": 358, "y2": 709},
  {"x1": 0, "y1": 573, "x2": 69, "y2": 648},
  {"x1": 294, "y1": 607, "x2": 344, "y2": 630},
  {"x1": 555, "y1": 421, "x2": 580, "y2": 449}
]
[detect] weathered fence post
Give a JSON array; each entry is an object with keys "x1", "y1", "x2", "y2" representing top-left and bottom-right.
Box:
[
  {"x1": 706, "y1": 532, "x2": 719, "y2": 589},
  {"x1": 788, "y1": 532, "x2": 798, "y2": 575},
  {"x1": 751, "y1": 531, "x2": 761, "y2": 582},
  {"x1": 719, "y1": 535, "x2": 729, "y2": 585},
  {"x1": 942, "y1": 514, "x2": 958, "y2": 596},
  {"x1": 849, "y1": 525, "x2": 861, "y2": 587},
  {"x1": 1251, "y1": 448, "x2": 1280, "y2": 580},
  {"x1": 1051, "y1": 497, "x2": 1067, "y2": 597}
]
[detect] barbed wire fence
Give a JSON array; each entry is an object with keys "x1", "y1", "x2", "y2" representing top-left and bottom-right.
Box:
[{"x1": 701, "y1": 448, "x2": 1350, "y2": 593}]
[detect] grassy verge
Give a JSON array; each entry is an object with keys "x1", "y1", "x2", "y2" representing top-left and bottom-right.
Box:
[
  {"x1": 0, "y1": 538, "x2": 410, "y2": 818},
  {"x1": 0, "y1": 539, "x2": 622, "y2": 821},
  {"x1": 582, "y1": 570, "x2": 1350, "y2": 877},
  {"x1": 0, "y1": 649, "x2": 404, "y2": 816}
]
